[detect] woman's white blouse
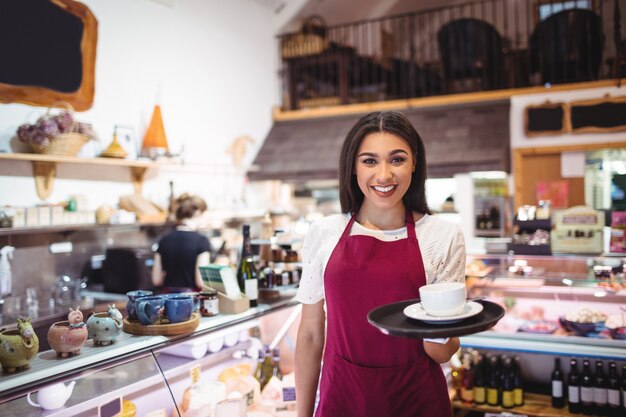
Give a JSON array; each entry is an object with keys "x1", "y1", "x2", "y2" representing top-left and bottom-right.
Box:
[{"x1": 295, "y1": 213, "x2": 466, "y2": 304}]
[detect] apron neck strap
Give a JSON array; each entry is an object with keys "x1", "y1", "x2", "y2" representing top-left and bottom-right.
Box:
[{"x1": 343, "y1": 206, "x2": 416, "y2": 240}]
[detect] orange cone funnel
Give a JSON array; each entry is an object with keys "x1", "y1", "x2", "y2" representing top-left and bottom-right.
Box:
[{"x1": 142, "y1": 105, "x2": 169, "y2": 152}]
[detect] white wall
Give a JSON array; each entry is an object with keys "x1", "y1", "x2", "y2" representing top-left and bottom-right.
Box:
[
  {"x1": 0, "y1": 0, "x2": 280, "y2": 210},
  {"x1": 510, "y1": 85, "x2": 626, "y2": 149}
]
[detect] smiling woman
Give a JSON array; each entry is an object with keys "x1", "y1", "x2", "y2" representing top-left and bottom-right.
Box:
[
  {"x1": 0, "y1": 0, "x2": 98, "y2": 111},
  {"x1": 295, "y1": 111, "x2": 466, "y2": 417}
]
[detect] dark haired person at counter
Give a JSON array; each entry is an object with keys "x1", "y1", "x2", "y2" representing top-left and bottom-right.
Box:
[
  {"x1": 295, "y1": 111, "x2": 465, "y2": 417},
  {"x1": 151, "y1": 194, "x2": 211, "y2": 293}
]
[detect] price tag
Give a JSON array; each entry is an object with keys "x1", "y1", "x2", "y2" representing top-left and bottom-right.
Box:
[
  {"x1": 190, "y1": 364, "x2": 201, "y2": 385},
  {"x1": 485, "y1": 413, "x2": 527, "y2": 417},
  {"x1": 98, "y1": 397, "x2": 122, "y2": 417}
]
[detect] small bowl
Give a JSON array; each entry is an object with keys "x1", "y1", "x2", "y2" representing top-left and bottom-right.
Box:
[
  {"x1": 559, "y1": 317, "x2": 603, "y2": 336},
  {"x1": 519, "y1": 321, "x2": 558, "y2": 334},
  {"x1": 610, "y1": 326, "x2": 626, "y2": 340}
]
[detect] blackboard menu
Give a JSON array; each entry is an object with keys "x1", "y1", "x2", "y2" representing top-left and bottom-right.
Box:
[
  {"x1": 570, "y1": 97, "x2": 626, "y2": 134},
  {"x1": 524, "y1": 102, "x2": 567, "y2": 137}
]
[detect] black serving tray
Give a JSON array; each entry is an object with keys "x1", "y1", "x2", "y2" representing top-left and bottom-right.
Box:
[{"x1": 367, "y1": 299, "x2": 505, "y2": 339}]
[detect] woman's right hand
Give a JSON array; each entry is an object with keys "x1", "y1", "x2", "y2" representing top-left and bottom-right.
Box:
[{"x1": 295, "y1": 300, "x2": 326, "y2": 417}]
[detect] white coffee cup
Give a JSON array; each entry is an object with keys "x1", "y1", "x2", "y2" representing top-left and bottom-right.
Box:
[{"x1": 419, "y1": 282, "x2": 467, "y2": 317}]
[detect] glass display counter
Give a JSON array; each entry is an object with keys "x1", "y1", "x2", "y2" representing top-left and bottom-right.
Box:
[
  {"x1": 0, "y1": 297, "x2": 299, "y2": 416},
  {"x1": 463, "y1": 253, "x2": 626, "y2": 360}
]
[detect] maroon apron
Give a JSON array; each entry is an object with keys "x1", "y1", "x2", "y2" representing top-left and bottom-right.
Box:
[{"x1": 315, "y1": 208, "x2": 451, "y2": 417}]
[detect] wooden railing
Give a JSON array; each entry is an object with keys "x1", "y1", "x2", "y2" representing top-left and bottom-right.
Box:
[{"x1": 278, "y1": 0, "x2": 625, "y2": 111}]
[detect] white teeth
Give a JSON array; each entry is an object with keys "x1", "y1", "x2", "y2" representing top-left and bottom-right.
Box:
[{"x1": 373, "y1": 185, "x2": 395, "y2": 192}]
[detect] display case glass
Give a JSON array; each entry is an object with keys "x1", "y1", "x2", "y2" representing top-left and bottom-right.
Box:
[{"x1": 463, "y1": 253, "x2": 626, "y2": 360}]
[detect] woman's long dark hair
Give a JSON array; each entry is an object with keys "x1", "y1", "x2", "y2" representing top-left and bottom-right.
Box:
[{"x1": 338, "y1": 111, "x2": 430, "y2": 215}]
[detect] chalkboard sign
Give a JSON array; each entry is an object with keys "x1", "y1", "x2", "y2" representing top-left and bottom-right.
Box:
[
  {"x1": 0, "y1": 0, "x2": 97, "y2": 111},
  {"x1": 524, "y1": 102, "x2": 568, "y2": 137},
  {"x1": 570, "y1": 96, "x2": 626, "y2": 134}
]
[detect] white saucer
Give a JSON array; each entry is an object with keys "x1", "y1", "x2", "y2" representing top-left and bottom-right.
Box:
[{"x1": 403, "y1": 301, "x2": 484, "y2": 324}]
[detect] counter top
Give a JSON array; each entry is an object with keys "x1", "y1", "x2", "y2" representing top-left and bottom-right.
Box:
[{"x1": 0, "y1": 296, "x2": 298, "y2": 400}]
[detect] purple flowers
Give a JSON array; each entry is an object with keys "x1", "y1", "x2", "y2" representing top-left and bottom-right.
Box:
[{"x1": 16, "y1": 111, "x2": 95, "y2": 148}]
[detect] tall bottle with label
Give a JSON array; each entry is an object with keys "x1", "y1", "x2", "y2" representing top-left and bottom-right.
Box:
[
  {"x1": 473, "y1": 355, "x2": 486, "y2": 405},
  {"x1": 606, "y1": 362, "x2": 620, "y2": 416},
  {"x1": 460, "y1": 353, "x2": 474, "y2": 404},
  {"x1": 261, "y1": 345, "x2": 273, "y2": 390},
  {"x1": 513, "y1": 356, "x2": 524, "y2": 407},
  {"x1": 581, "y1": 359, "x2": 595, "y2": 415},
  {"x1": 237, "y1": 225, "x2": 258, "y2": 307},
  {"x1": 501, "y1": 358, "x2": 515, "y2": 409},
  {"x1": 272, "y1": 348, "x2": 283, "y2": 380},
  {"x1": 621, "y1": 365, "x2": 626, "y2": 415},
  {"x1": 487, "y1": 355, "x2": 499, "y2": 406},
  {"x1": 593, "y1": 361, "x2": 607, "y2": 416},
  {"x1": 568, "y1": 358, "x2": 581, "y2": 414},
  {"x1": 552, "y1": 357, "x2": 565, "y2": 408},
  {"x1": 254, "y1": 347, "x2": 265, "y2": 383}
]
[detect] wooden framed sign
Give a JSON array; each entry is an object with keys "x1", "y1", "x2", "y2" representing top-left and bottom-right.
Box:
[
  {"x1": 524, "y1": 102, "x2": 568, "y2": 137},
  {"x1": 570, "y1": 95, "x2": 626, "y2": 134}
]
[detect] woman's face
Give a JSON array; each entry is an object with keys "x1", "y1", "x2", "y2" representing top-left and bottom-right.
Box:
[{"x1": 355, "y1": 132, "x2": 415, "y2": 212}]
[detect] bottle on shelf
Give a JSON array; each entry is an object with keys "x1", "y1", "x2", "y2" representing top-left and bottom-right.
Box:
[
  {"x1": 568, "y1": 358, "x2": 581, "y2": 414},
  {"x1": 254, "y1": 347, "x2": 265, "y2": 383},
  {"x1": 236, "y1": 224, "x2": 258, "y2": 308},
  {"x1": 551, "y1": 357, "x2": 565, "y2": 408},
  {"x1": 473, "y1": 355, "x2": 487, "y2": 405},
  {"x1": 487, "y1": 355, "x2": 499, "y2": 406},
  {"x1": 593, "y1": 361, "x2": 607, "y2": 416},
  {"x1": 513, "y1": 356, "x2": 524, "y2": 407},
  {"x1": 622, "y1": 364, "x2": 626, "y2": 415},
  {"x1": 580, "y1": 359, "x2": 595, "y2": 415},
  {"x1": 501, "y1": 358, "x2": 515, "y2": 409},
  {"x1": 272, "y1": 347, "x2": 283, "y2": 380},
  {"x1": 606, "y1": 362, "x2": 620, "y2": 416},
  {"x1": 460, "y1": 353, "x2": 474, "y2": 404},
  {"x1": 260, "y1": 345, "x2": 273, "y2": 390}
]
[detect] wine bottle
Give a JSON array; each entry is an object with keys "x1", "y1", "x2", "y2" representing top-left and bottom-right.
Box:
[
  {"x1": 272, "y1": 347, "x2": 283, "y2": 380},
  {"x1": 460, "y1": 353, "x2": 474, "y2": 404},
  {"x1": 260, "y1": 345, "x2": 273, "y2": 390},
  {"x1": 473, "y1": 355, "x2": 486, "y2": 405},
  {"x1": 237, "y1": 225, "x2": 258, "y2": 307},
  {"x1": 594, "y1": 361, "x2": 608, "y2": 416},
  {"x1": 551, "y1": 357, "x2": 565, "y2": 408},
  {"x1": 581, "y1": 359, "x2": 595, "y2": 415},
  {"x1": 254, "y1": 347, "x2": 265, "y2": 383},
  {"x1": 502, "y1": 358, "x2": 515, "y2": 409},
  {"x1": 513, "y1": 356, "x2": 524, "y2": 406},
  {"x1": 487, "y1": 355, "x2": 499, "y2": 406},
  {"x1": 621, "y1": 364, "x2": 626, "y2": 415},
  {"x1": 568, "y1": 358, "x2": 581, "y2": 414},
  {"x1": 606, "y1": 362, "x2": 620, "y2": 416}
]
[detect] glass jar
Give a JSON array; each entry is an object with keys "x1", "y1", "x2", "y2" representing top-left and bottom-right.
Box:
[{"x1": 198, "y1": 289, "x2": 219, "y2": 317}]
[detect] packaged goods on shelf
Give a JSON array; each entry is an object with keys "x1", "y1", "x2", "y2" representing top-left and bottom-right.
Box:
[{"x1": 551, "y1": 206, "x2": 604, "y2": 254}]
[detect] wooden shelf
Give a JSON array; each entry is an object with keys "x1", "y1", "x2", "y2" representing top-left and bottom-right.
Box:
[
  {"x1": 453, "y1": 393, "x2": 580, "y2": 417},
  {"x1": 0, "y1": 221, "x2": 172, "y2": 237},
  {"x1": 0, "y1": 153, "x2": 158, "y2": 199}
]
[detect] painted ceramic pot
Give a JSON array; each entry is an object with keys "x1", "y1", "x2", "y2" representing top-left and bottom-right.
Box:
[
  {"x1": 47, "y1": 321, "x2": 88, "y2": 358},
  {"x1": 0, "y1": 317, "x2": 39, "y2": 373},
  {"x1": 86, "y1": 305, "x2": 123, "y2": 346}
]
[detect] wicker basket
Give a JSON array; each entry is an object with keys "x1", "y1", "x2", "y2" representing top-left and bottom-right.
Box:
[
  {"x1": 30, "y1": 132, "x2": 89, "y2": 156},
  {"x1": 28, "y1": 102, "x2": 90, "y2": 156}
]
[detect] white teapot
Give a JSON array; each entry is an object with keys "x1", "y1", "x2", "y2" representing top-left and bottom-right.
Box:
[{"x1": 27, "y1": 380, "x2": 76, "y2": 410}]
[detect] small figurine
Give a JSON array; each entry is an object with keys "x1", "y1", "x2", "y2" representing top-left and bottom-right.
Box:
[
  {"x1": 86, "y1": 304, "x2": 123, "y2": 346},
  {"x1": 0, "y1": 316, "x2": 39, "y2": 373},
  {"x1": 48, "y1": 306, "x2": 88, "y2": 358}
]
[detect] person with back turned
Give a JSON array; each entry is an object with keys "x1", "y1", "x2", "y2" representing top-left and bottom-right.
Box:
[
  {"x1": 152, "y1": 193, "x2": 211, "y2": 292},
  {"x1": 295, "y1": 111, "x2": 465, "y2": 417}
]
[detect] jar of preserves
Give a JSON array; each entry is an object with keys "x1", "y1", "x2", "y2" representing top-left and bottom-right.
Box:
[{"x1": 198, "y1": 289, "x2": 219, "y2": 317}]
